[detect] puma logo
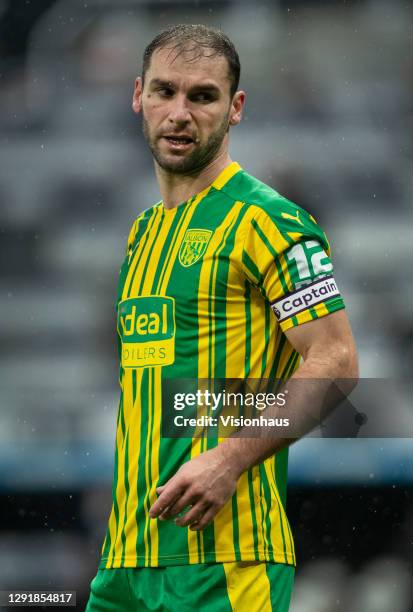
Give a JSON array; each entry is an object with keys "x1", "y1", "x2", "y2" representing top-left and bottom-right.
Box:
[{"x1": 281, "y1": 210, "x2": 304, "y2": 226}]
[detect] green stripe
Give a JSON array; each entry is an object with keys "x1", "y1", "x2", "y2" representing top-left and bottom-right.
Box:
[
  {"x1": 196, "y1": 530, "x2": 203, "y2": 564},
  {"x1": 109, "y1": 443, "x2": 120, "y2": 568},
  {"x1": 326, "y1": 297, "x2": 346, "y2": 313},
  {"x1": 269, "y1": 329, "x2": 285, "y2": 379},
  {"x1": 127, "y1": 208, "x2": 160, "y2": 298},
  {"x1": 259, "y1": 465, "x2": 275, "y2": 562},
  {"x1": 247, "y1": 469, "x2": 260, "y2": 560},
  {"x1": 261, "y1": 302, "x2": 271, "y2": 376},
  {"x1": 258, "y1": 476, "x2": 268, "y2": 559},
  {"x1": 244, "y1": 281, "x2": 251, "y2": 376},
  {"x1": 144, "y1": 369, "x2": 156, "y2": 564},
  {"x1": 120, "y1": 394, "x2": 125, "y2": 439},
  {"x1": 274, "y1": 450, "x2": 288, "y2": 509},
  {"x1": 309, "y1": 306, "x2": 318, "y2": 320},
  {"x1": 102, "y1": 396, "x2": 123, "y2": 566},
  {"x1": 137, "y1": 211, "x2": 165, "y2": 295},
  {"x1": 130, "y1": 369, "x2": 138, "y2": 566},
  {"x1": 135, "y1": 369, "x2": 150, "y2": 562},
  {"x1": 207, "y1": 255, "x2": 216, "y2": 380},
  {"x1": 272, "y1": 452, "x2": 295, "y2": 564},
  {"x1": 152, "y1": 206, "x2": 186, "y2": 293},
  {"x1": 206, "y1": 215, "x2": 237, "y2": 379},
  {"x1": 156, "y1": 199, "x2": 195, "y2": 292},
  {"x1": 251, "y1": 217, "x2": 281, "y2": 258},
  {"x1": 282, "y1": 509, "x2": 296, "y2": 565},
  {"x1": 232, "y1": 493, "x2": 241, "y2": 561},
  {"x1": 120, "y1": 431, "x2": 130, "y2": 566},
  {"x1": 274, "y1": 255, "x2": 290, "y2": 296},
  {"x1": 242, "y1": 250, "x2": 261, "y2": 284},
  {"x1": 280, "y1": 349, "x2": 298, "y2": 379},
  {"x1": 267, "y1": 465, "x2": 290, "y2": 565},
  {"x1": 100, "y1": 529, "x2": 111, "y2": 566}
]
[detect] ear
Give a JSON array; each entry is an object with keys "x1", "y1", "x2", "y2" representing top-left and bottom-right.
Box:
[
  {"x1": 132, "y1": 77, "x2": 143, "y2": 114},
  {"x1": 229, "y1": 90, "x2": 246, "y2": 126}
]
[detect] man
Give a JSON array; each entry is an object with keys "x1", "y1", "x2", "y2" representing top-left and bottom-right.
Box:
[{"x1": 86, "y1": 24, "x2": 358, "y2": 612}]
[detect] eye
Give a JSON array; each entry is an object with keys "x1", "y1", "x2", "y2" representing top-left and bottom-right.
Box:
[
  {"x1": 191, "y1": 92, "x2": 215, "y2": 103},
  {"x1": 157, "y1": 87, "x2": 174, "y2": 97}
]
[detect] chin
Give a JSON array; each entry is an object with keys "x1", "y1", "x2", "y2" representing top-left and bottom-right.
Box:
[{"x1": 157, "y1": 155, "x2": 199, "y2": 174}]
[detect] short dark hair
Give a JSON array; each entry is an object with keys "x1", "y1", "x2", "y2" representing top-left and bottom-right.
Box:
[{"x1": 142, "y1": 24, "x2": 240, "y2": 98}]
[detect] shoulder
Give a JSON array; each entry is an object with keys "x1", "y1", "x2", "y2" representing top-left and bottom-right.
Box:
[
  {"x1": 126, "y1": 202, "x2": 162, "y2": 250},
  {"x1": 221, "y1": 168, "x2": 329, "y2": 250}
]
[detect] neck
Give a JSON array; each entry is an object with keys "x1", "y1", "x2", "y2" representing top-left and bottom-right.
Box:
[{"x1": 155, "y1": 149, "x2": 233, "y2": 209}]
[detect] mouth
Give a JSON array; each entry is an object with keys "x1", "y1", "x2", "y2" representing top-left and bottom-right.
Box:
[{"x1": 162, "y1": 135, "x2": 195, "y2": 151}]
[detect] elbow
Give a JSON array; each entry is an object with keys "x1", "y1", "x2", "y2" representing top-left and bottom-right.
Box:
[{"x1": 335, "y1": 342, "x2": 359, "y2": 392}]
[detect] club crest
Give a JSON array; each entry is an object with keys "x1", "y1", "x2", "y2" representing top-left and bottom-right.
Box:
[{"x1": 179, "y1": 229, "x2": 213, "y2": 267}]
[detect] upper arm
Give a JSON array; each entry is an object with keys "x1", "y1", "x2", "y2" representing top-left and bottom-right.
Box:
[{"x1": 285, "y1": 309, "x2": 359, "y2": 377}]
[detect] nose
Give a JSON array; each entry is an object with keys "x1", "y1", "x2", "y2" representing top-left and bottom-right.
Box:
[{"x1": 167, "y1": 94, "x2": 191, "y2": 125}]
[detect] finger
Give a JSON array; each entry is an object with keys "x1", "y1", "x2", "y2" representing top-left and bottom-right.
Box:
[
  {"x1": 174, "y1": 501, "x2": 211, "y2": 527},
  {"x1": 160, "y1": 491, "x2": 197, "y2": 520},
  {"x1": 189, "y1": 506, "x2": 217, "y2": 531},
  {"x1": 156, "y1": 485, "x2": 166, "y2": 494},
  {"x1": 149, "y1": 481, "x2": 185, "y2": 518}
]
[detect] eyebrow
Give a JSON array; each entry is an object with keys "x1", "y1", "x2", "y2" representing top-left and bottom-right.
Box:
[{"x1": 148, "y1": 78, "x2": 221, "y2": 94}]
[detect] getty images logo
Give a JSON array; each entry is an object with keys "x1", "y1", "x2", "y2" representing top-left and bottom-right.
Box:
[{"x1": 271, "y1": 275, "x2": 341, "y2": 322}]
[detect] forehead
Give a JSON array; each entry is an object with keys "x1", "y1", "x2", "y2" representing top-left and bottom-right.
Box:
[{"x1": 146, "y1": 46, "x2": 231, "y2": 92}]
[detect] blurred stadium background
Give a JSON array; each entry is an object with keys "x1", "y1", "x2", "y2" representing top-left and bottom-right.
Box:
[{"x1": 0, "y1": 0, "x2": 412, "y2": 609}]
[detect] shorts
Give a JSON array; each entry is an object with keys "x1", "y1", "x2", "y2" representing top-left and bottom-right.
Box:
[{"x1": 85, "y1": 561, "x2": 294, "y2": 612}]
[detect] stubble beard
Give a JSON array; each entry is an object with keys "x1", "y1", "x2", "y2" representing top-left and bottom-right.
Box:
[{"x1": 142, "y1": 110, "x2": 231, "y2": 176}]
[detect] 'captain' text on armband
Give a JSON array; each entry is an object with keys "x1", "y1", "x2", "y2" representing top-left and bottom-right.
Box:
[{"x1": 271, "y1": 275, "x2": 341, "y2": 322}]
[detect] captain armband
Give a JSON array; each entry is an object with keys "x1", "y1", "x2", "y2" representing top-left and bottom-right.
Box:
[{"x1": 271, "y1": 275, "x2": 342, "y2": 322}]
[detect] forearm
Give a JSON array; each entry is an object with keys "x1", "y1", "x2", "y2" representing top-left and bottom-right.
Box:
[{"x1": 215, "y1": 343, "x2": 359, "y2": 477}]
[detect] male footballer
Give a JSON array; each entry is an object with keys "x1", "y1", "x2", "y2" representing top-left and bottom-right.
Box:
[{"x1": 86, "y1": 24, "x2": 358, "y2": 612}]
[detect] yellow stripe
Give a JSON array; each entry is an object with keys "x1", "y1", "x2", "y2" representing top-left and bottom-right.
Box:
[
  {"x1": 263, "y1": 317, "x2": 278, "y2": 378},
  {"x1": 249, "y1": 205, "x2": 291, "y2": 253},
  {"x1": 112, "y1": 369, "x2": 134, "y2": 567},
  {"x1": 208, "y1": 202, "x2": 243, "y2": 378},
  {"x1": 287, "y1": 231, "x2": 303, "y2": 242},
  {"x1": 108, "y1": 415, "x2": 126, "y2": 566},
  {"x1": 122, "y1": 206, "x2": 162, "y2": 299},
  {"x1": 131, "y1": 212, "x2": 174, "y2": 297},
  {"x1": 142, "y1": 368, "x2": 155, "y2": 566},
  {"x1": 251, "y1": 465, "x2": 265, "y2": 555},
  {"x1": 263, "y1": 459, "x2": 295, "y2": 564},
  {"x1": 312, "y1": 301, "x2": 330, "y2": 318},
  {"x1": 248, "y1": 291, "x2": 267, "y2": 378},
  {"x1": 211, "y1": 161, "x2": 241, "y2": 190},
  {"x1": 104, "y1": 509, "x2": 116, "y2": 568},
  {"x1": 148, "y1": 366, "x2": 162, "y2": 565},
  {"x1": 270, "y1": 458, "x2": 296, "y2": 564},
  {"x1": 278, "y1": 253, "x2": 293, "y2": 293},
  {"x1": 282, "y1": 301, "x2": 332, "y2": 332},
  {"x1": 187, "y1": 436, "x2": 205, "y2": 563},
  {"x1": 223, "y1": 561, "x2": 272, "y2": 610},
  {"x1": 123, "y1": 369, "x2": 143, "y2": 563},
  {"x1": 234, "y1": 472, "x2": 255, "y2": 557}
]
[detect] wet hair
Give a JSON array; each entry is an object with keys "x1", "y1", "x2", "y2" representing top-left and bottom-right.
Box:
[{"x1": 142, "y1": 24, "x2": 240, "y2": 98}]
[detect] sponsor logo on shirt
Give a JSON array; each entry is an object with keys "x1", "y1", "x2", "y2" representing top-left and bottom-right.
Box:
[
  {"x1": 117, "y1": 296, "x2": 175, "y2": 367},
  {"x1": 179, "y1": 229, "x2": 212, "y2": 267},
  {"x1": 271, "y1": 275, "x2": 340, "y2": 322}
]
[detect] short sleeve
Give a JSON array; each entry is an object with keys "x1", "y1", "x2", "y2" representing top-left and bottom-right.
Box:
[{"x1": 241, "y1": 201, "x2": 345, "y2": 332}]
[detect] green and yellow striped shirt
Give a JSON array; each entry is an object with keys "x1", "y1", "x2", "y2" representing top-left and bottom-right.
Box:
[{"x1": 100, "y1": 161, "x2": 345, "y2": 569}]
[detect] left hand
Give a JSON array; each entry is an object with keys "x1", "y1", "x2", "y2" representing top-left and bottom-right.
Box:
[{"x1": 149, "y1": 446, "x2": 241, "y2": 530}]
